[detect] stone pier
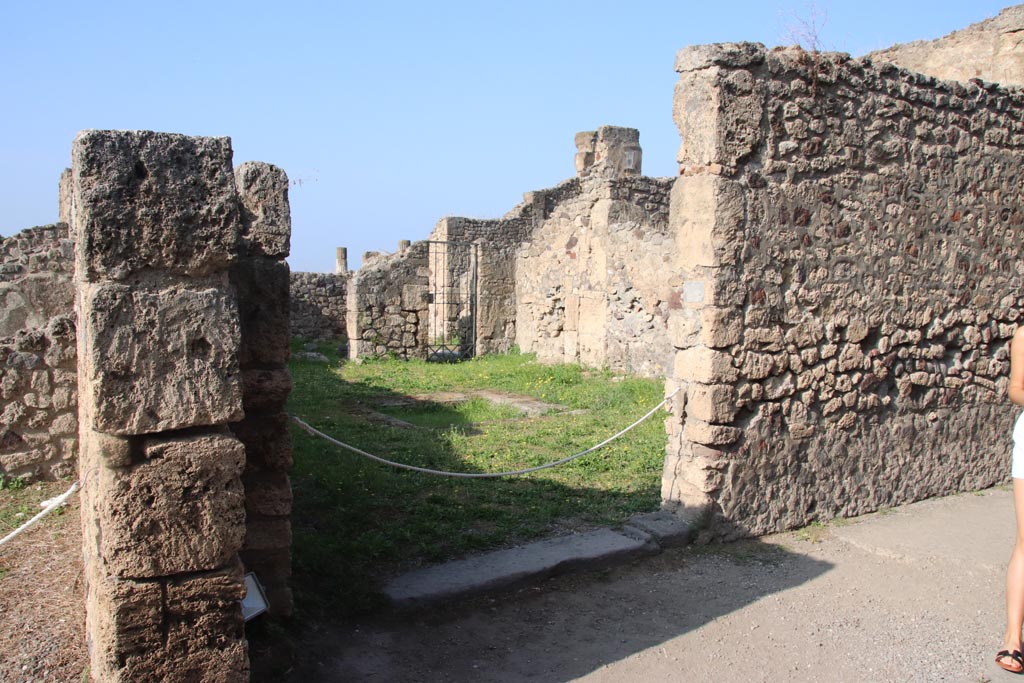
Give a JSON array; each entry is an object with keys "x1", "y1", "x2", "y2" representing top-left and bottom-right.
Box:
[
  {"x1": 73, "y1": 130, "x2": 250, "y2": 682},
  {"x1": 231, "y1": 161, "x2": 295, "y2": 617}
]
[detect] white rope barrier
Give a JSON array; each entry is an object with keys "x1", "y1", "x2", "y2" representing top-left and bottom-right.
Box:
[
  {"x1": 290, "y1": 388, "x2": 679, "y2": 479},
  {"x1": 0, "y1": 480, "x2": 80, "y2": 549}
]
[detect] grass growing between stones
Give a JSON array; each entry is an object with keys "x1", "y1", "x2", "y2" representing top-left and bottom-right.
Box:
[{"x1": 286, "y1": 344, "x2": 666, "y2": 617}]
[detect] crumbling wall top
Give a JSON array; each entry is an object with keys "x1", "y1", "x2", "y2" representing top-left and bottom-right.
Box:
[{"x1": 575, "y1": 125, "x2": 642, "y2": 178}]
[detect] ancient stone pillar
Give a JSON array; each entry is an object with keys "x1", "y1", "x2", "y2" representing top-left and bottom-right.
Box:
[
  {"x1": 73, "y1": 130, "x2": 249, "y2": 682},
  {"x1": 231, "y1": 161, "x2": 294, "y2": 616},
  {"x1": 335, "y1": 246, "x2": 348, "y2": 274}
]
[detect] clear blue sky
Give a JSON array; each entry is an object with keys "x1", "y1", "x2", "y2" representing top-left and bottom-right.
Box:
[{"x1": 0, "y1": 1, "x2": 1013, "y2": 273}]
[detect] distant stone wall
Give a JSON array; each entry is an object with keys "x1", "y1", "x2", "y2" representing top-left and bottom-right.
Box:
[
  {"x1": 0, "y1": 316, "x2": 77, "y2": 480},
  {"x1": 347, "y1": 242, "x2": 430, "y2": 359},
  {"x1": 0, "y1": 221, "x2": 78, "y2": 481},
  {"x1": 0, "y1": 224, "x2": 75, "y2": 337},
  {"x1": 516, "y1": 175, "x2": 674, "y2": 377},
  {"x1": 290, "y1": 272, "x2": 349, "y2": 340},
  {"x1": 663, "y1": 43, "x2": 1024, "y2": 537},
  {"x1": 432, "y1": 216, "x2": 534, "y2": 356},
  {"x1": 867, "y1": 4, "x2": 1024, "y2": 86}
]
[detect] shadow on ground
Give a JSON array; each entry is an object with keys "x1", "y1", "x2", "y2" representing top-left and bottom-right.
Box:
[
  {"x1": 280, "y1": 354, "x2": 668, "y2": 616},
  {"x1": 255, "y1": 538, "x2": 832, "y2": 682}
]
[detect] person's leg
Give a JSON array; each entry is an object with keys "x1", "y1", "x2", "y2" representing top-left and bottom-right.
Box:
[{"x1": 999, "y1": 477, "x2": 1024, "y2": 670}]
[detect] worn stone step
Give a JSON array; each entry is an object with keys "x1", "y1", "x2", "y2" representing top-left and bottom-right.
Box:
[{"x1": 384, "y1": 528, "x2": 660, "y2": 609}]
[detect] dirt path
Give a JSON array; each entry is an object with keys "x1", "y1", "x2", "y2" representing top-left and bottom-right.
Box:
[{"x1": 280, "y1": 489, "x2": 1014, "y2": 683}]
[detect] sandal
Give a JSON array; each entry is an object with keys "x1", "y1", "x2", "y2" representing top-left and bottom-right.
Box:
[{"x1": 997, "y1": 649, "x2": 1024, "y2": 673}]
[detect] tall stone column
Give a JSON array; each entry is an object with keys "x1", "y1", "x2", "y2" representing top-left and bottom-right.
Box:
[
  {"x1": 73, "y1": 131, "x2": 249, "y2": 682},
  {"x1": 231, "y1": 161, "x2": 294, "y2": 616}
]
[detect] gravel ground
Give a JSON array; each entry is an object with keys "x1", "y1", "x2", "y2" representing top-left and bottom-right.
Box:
[
  {"x1": 2, "y1": 486, "x2": 1015, "y2": 683},
  {"x1": 287, "y1": 488, "x2": 1015, "y2": 683},
  {"x1": 0, "y1": 482, "x2": 87, "y2": 683}
]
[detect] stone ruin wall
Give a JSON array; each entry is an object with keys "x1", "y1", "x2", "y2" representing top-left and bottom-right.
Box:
[
  {"x1": 431, "y1": 215, "x2": 534, "y2": 356},
  {"x1": 286, "y1": 126, "x2": 672, "y2": 371},
  {"x1": 230, "y1": 160, "x2": 295, "y2": 619},
  {"x1": 0, "y1": 223, "x2": 79, "y2": 480},
  {"x1": 515, "y1": 172, "x2": 675, "y2": 377},
  {"x1": 0, "y1": 223, "x2": 75, "y2": 336},
  {"x1": 290, "y1": 271, "x2": 349, "y2": 341},
  {"x1": 70, "y1": 130, "x2": 292, "y2": 681},
  {"x1": 663, "y1": 42, "x2": 1024, "y2": 538},
  {"x1": 346, "y1": 241, "x2": 431, "y2": 359},
  {"x1": 0, "y1": 315, "x2": 78, "y2": 480},
  {"x1": 868, "y1": 4, "x2": 1024, "y2": 87}
]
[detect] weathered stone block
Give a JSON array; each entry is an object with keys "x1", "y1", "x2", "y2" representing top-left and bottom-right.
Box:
[
  {"x1": 164, "y1": 563, "x2": 246, "y2": 657},
  {"x1": 86, "y1": 430, "x2": 132, "y2": 467},
  {"x1": 93, "y1": 433, "x2": 245, "y2": 578},
  {"x1": 85, "y1": 570, "x2": 164, "y2": 681},
  {"x1": 59, "y1": 168, "x2": 73, "y2": 225},
  {"x1": 71, "y1": 130, "x2": 241, "y2": 281},
  {"x1": 0, "y1": 273, "x2": 74, "y2": 338},
  {"x1": 701, "y1": 306, "x2": 743, "y2": 348},
  {"x1": 244, "y1": 516, "x2": 292, "y2": 551},
  {"x1": 48, "y1": 411, "x2": 77, "y2": 436},
  {"x1": 243, "y1": 469, "x2": 293, "y2": 517},
  {"x1": 241, "y1": 368, "x2": 292, "y2": 413},
  {"x1": 674, "y1": 346, "x2": 739, "y2": 384},
  {"x1": 230, "y1": 412, "x2": 292, "y2": 470},
  {"x1": 674, "y1": 42, "x2": 765, "y2": 73},
  {"x1": 80, "y1": 282, "x2": 243, "y2": 434},
  {"x1": 668, "y1": 310, "x2": 701, "y2": 349},
  {"x1": 235, "y1": 161, "x2": 291, "y2": 259},
  {"x1": 684, "y1": 418, "x2": 742, "y2": 445},
  {"x1": 87, "y1": 563, "x2": 248, "y2": 683},
  {"x1": 687, "y1": 384, "x2": 738, "y2": 424},
  {"x1": 402, "y1": 284, "x2": 428, "y2": 310},
  {"x1": 231, "y1": 258, "x2": 290, "y2": 367}
]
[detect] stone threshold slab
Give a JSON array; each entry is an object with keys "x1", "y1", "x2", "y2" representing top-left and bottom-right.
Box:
[{"x1": 384, "y1": 511, "x2": 697, "y2": 609}]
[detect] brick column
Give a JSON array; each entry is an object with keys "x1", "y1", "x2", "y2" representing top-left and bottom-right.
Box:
[{"x1": 73, "y1": 131, "x2": 249, "y2": 682}]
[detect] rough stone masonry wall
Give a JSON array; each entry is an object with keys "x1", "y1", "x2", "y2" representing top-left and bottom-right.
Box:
[
  {"x1": 73, "y1": 130, "x2": 252, "y2": 682},
  {"x1": 0, "y1": 223, "x2": 78, "y2": 480},
  {"x1": 515, "y1": 175, "x2": 675, "y2": 377},
  {"x1": 663, "y1": 43, "x2": 1024, "y2": 538},
  {"x1": 0, "y1": 223, "x2": 75, "y2": 337},
  {"x1": 0, "y1": 315, "x2": 77, "y2": 480},
  {"x1": 868, "y1": 4, "x2": 1024, "y2": 87},
  {"x1": 346, "y1": 241, "x2": 430, "y2": 359},
  {"x1": 289, "y1": 271, "x2": 349, "y2": 341},
  {"x1": 230, "y1": 161, "x2": 295, "y2": 617},
  {"x1": 432, "y1": 215, "x2": 534, "y2": 355}
]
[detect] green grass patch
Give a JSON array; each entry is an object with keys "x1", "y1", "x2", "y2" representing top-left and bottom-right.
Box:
[{"x1": 286, "y1": 347, "x2": 666, "y2": 617}]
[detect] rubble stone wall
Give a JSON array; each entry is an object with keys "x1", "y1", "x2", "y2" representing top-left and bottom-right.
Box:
[
  {"x1": 431, "y1": 216, "x2": 534, "y2": 356},
  {"x1": 0, "y1": 224, "x2": 75, "y2": 338},
  {"x1": 290, "y1": 271, "x2": 349, "y2": 341},
  {"x1": 0, "y1": 222, "x2": 79, "y2": 480},
  {"x1": 72, "y1": 130, "x2": 280, "y2": 682},
  {"x1": 0, "y1": 315, "x2": 77, "y2": 480},
  {"x1": 346, "y1": 242, "x2": 430, "y2": 359},
  {"x1": 664, "y1": 43, "x2": 1024, "y2": 538},
  {"x1": 867, "y1": 4, "x2": 1024, "y2": 87},
  {"x1": 515, "y1": 175, "x2": 674, "y2": 377}
]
